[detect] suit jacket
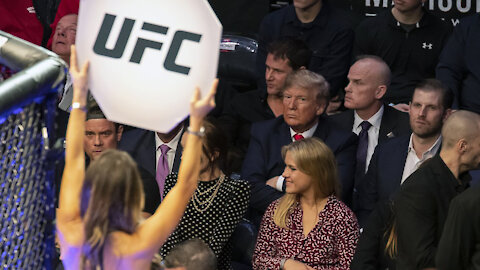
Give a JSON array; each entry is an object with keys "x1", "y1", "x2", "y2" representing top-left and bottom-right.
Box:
[
  {"x1": 355, "y1": 135, "x2": 410, "y2": 226},
  {"x1": 328, "y1": 105, "x2": 411, "y2": 145},
  {"x1": 329, "y1": 105, "x2": 411, "y2": 211},
  {"x1": 118, "y1": 128, "x2": 183, "y2": 214},
  {"x1": 394, "y1": 155, "x2": 470, "y2": 269},
  {"x1": 241, "y1": 115, "x2": 358, "y2": 225}
]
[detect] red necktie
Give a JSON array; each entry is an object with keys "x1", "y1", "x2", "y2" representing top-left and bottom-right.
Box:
[{"x1": 293, "y1": 133, "x2": 304, "y2": 141}]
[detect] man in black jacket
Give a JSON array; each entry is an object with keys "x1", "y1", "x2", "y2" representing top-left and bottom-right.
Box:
[
  {"x1": 355, "y1": 0, "x2": 451, "y2": 111},
  {"x1": 394, "y1": 110, "x2": 480, "y2": 269}
]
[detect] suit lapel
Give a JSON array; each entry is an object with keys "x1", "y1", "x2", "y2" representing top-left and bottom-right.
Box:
[
  {"x1": 379, "y1": 106, "x2": 396, "y2": 142},
  {"x1": 137, "y1": 131, "x2": 157, "y2": 178}
]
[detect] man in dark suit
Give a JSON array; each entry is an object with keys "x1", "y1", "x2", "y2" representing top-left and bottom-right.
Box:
[
  {"x1": 394, "y1": 110, "x2": 480, "y2": 269},
  {"x1": 118, "y1": 121, "x2": 185, "y2": 215},
  {"x1": 329, "y1": 56, "x2": 410, "y2": 208},
  {"x1": 241, "y1": 69, "x2": 357, "y2": 226},
  {"x1": 351, "y1": 79, "x2": 453, "y2": 270},
  {"x1": 355, "y1": 79, "x2": 453, "y2": 226}
]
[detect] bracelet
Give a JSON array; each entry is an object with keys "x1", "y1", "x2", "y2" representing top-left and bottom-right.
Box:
[
  {"x1": 71, "y1": 102, "x2": 87, "y2": 113},
  {"x1": 186, "y1": 126, "x2": 205, "y2": 137},
  {"x1": 279, "y1": 258, "x2": 286, "y2": 269}
]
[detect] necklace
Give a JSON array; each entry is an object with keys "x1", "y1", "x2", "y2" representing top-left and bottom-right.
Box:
[{"x1": 192, "y1": 174, "x2": 225, "y2": 213}]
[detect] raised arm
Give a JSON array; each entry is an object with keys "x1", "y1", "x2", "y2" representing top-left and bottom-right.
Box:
[
  {"x1": 134, "y1": 79, "x2": 218, "y2": 251},
  {"x1": 57, "y1": 45, "x2": 89, "y2": 222}
]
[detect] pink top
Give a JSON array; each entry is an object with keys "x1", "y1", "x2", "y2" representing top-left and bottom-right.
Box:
[{"x1": 253, "y1": 196, "x2": 359, "y2": 270}]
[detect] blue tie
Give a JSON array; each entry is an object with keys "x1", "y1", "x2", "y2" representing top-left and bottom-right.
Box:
[{"x1": 356, "y1": 121, "x2": 372, "y2": 176}]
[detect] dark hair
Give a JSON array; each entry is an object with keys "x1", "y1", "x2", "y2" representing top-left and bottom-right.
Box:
[
  {"x1": 80, "y1": 149, "x2": 144, "y2": 269},
  {"x1": 86, "y1": 99, "x2": 122, "y2": 132},
  {"x1": 267, "y1": 38, "x2": 312, "y2": 70},
  {"x1": 163, "y1": 239, "x2": 217, "y2": 270},
  {"x1": 414, "y1": 78, "x2": 453, "y2": 110},
  {"x1": 200, "y1": 118, "x2": 232, "y2": 177}
]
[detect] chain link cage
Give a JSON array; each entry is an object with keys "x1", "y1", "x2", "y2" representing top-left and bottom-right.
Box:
[{"x1": 0, "y1": 96, "x2": 57, "y2": 269}]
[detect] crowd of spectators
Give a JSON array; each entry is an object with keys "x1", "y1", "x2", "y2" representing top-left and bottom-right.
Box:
[{"x1": 2, "y1": 0, "x2": 480, "y2": 269}]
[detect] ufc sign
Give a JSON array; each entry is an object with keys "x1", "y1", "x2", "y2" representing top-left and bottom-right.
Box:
[
  {"x1": 75, "y1": 0, "x2": 221, "y2": 133},
  {"x1": 93, "y1": 14, "x2": 202, "y2": 75}
]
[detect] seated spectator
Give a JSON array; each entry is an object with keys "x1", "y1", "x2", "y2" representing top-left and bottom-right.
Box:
[
  {"x1": 329, "y1": 55, "x2": 410, "y2": 206},
  {"x1": 220, "y1": 38, "x2": 311, "y2": 171},
  {"x1": 119, "y1": 121, "x2": 186, "y2": 215},
  {"x1": 160, "y1": 119, "x2": 250, "y2": 270},
  {"x1": 242, "y1": 69, "x2": 357, "y2": 227},
  {"x1": 436, "y1": 185, "x2": 480, "y2": 269},
  {"x1": 356, "y1": 78, "x2": 452, "y2": 226},
  {"x1": 436, "y1": 13, "x2": 480, "y2": 114},
  {"x1": 56, "y1": 45, "x2": 217, "y2": 269},
  {"x1": 54, "y1": 101, "x2": 123, "y2": 203},
  {"x1": 256, "y1": 0, "x2": 354, "y2": 97},
  {"x1": 52, "y1": 13, "x2": 78, "y2": 112},
  {"x1": 394, "y1": 110, "x2": 480, "y2": 269},
  {"x1": 161, "y1": 239, "x2": 217, "y2": 270},
  {"x1": 252, "y1": 138, "x2": 359, "y2": 269},
  {"x1": 354, "y1": 0, "x2": 451, "y2": 111}
]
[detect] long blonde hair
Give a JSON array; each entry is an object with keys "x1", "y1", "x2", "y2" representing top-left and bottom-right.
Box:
[
  {"x1": 273, "y1": 138, "x2": 340, "y2": 228},
  {"x1": 80, "y1": 149, "x2": 144, "y2": 269}
]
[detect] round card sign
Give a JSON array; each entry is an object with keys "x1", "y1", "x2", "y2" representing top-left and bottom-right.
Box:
[{"x1": 76, "y1": 0, "x2": 222, "y2": 132}]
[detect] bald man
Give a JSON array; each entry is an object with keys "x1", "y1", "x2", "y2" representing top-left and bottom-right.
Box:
[
  {"x1": 394, "y1": 110, "x2": 480, "y2": 269},
  {"x1": 330, "y1": 56, "x2": 410, "y2": 207}
]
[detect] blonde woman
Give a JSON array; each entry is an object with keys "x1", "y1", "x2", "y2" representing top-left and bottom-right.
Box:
[
  {"x1": 56, "y1": 45, "x2": 217, "y2": 270},
  {"x1": 253, "y1": 138, "x2": 359, "y2": 270}
]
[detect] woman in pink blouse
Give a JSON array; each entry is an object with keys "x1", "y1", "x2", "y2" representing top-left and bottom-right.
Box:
[{"x1": 252, "y1": 138, "x2": 359, "y2": 270}]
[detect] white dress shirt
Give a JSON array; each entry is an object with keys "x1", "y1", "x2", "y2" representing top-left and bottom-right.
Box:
[
  {"x1": 155, "y1": 127, "x2": 184, "y2": 174},
  {"x1": 401, "y1": 134, "x2": 442, "y2": 184},
  {"x1": 353, "y1": 105, "x2": 384, "y2": 173},
  {"x1": 276, "y1": 122, "x2": 320, "y2": 191}
]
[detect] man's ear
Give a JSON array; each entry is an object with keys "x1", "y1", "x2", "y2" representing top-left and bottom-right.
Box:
[
  {"x1": 443, "y1": 108, "x2": 453, "y2": 122},
  {"x1": 375, "y1": 85, "x2": 387, "y2": 100},
  {"x1": 116, "y1": 125, "x2": 124, "y2": 142},
  {"x1": 316, "y1": 98, "x2": 327, "y2": 116}
]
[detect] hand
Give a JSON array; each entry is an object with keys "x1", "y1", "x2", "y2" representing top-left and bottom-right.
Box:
[
  {"x1": 69, "y1": 45, "x2": 90, "y2": 102},
  {"x1": 266, "y1": 176, "x2": 279, "y2": 188},
  {"x1": 392, "y1": 103, "x2": 409, "y2": 113},
  {"x1": 189, "y1": 79, "x2": 218, "y2": 120},
  {"x1": 283, "y1": 259, "x2": 313, "y2": 270}
]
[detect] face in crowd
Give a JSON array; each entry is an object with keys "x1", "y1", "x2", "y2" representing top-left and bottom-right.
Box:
[
  {"x1": 283, "y1": 86, "x2": 325, "y2": 133},
  {"x1": 84, "y1": 119, "x2": 123, "y2": 160},
  {"x1": 52, "y1": 14, "x2": 78, "y2": 61},
  {"x1": 409, "y1": 89, "x2": 447, "y2": 139},
  {"x1": 344, "y1": 59, "x2": 387, "y2": 112},
  {"x1": 265, "y1": 53, "x2": 293, "y2": 96}
]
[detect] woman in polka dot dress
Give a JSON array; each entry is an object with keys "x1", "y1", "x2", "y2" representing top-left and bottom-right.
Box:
[
  {"x1": 252, "y1": 138, "x2": 360, "y2": 270},
  {"x1": 161, "y1": 119, "x2": 250, "y2": 270}
]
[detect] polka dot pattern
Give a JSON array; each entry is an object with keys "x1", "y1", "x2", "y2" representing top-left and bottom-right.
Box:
[{"x1": 161, "y1": 173, "x2": 250, "y2": 270}]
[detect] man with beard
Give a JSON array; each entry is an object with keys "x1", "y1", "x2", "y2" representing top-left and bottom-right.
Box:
[{"x1": 355, "y1": 79, "x2": 452, "y2": 225}]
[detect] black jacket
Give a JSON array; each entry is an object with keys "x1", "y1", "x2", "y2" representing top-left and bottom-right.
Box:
[{"x1": 355, "y1": 9, "x2": 451, "y2": 104}]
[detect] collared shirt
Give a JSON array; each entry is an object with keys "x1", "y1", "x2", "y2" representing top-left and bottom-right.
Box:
[
  {"x1": 401, "y1": 134, "x2": 442, "y2": 184},
  {"x1": 277, "y1": 122, "x2": 319, "y2": 190},
  {"x1": 155, "y1": 127, "x2": 183, "y2": 173},
  {"x1": 289, "y1": 122, "x2": 318, "y2": 141},
  {"x1": 352, "y1": 105, "x2": 384, "y2": 172}
]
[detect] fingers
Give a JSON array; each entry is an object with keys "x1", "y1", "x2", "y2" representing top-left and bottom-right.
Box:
[
  {"x1": 81, "y1": 60, "x2": 90, "y2": 75},
  {"x1": 191, "y1": 87, "x2": 201, "y2": 103},
  {"x1": 70, "y1": 45, "x2": 77, "y2": 71}
]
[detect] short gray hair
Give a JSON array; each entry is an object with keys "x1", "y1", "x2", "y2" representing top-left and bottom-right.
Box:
[{"x1": 283, "y1": 69, "x2": 330, "y2": 101}]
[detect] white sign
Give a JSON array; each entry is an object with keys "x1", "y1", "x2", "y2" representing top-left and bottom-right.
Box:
[{"x1": 76, "y1": 0, "x2": 222, "y2": 132}]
